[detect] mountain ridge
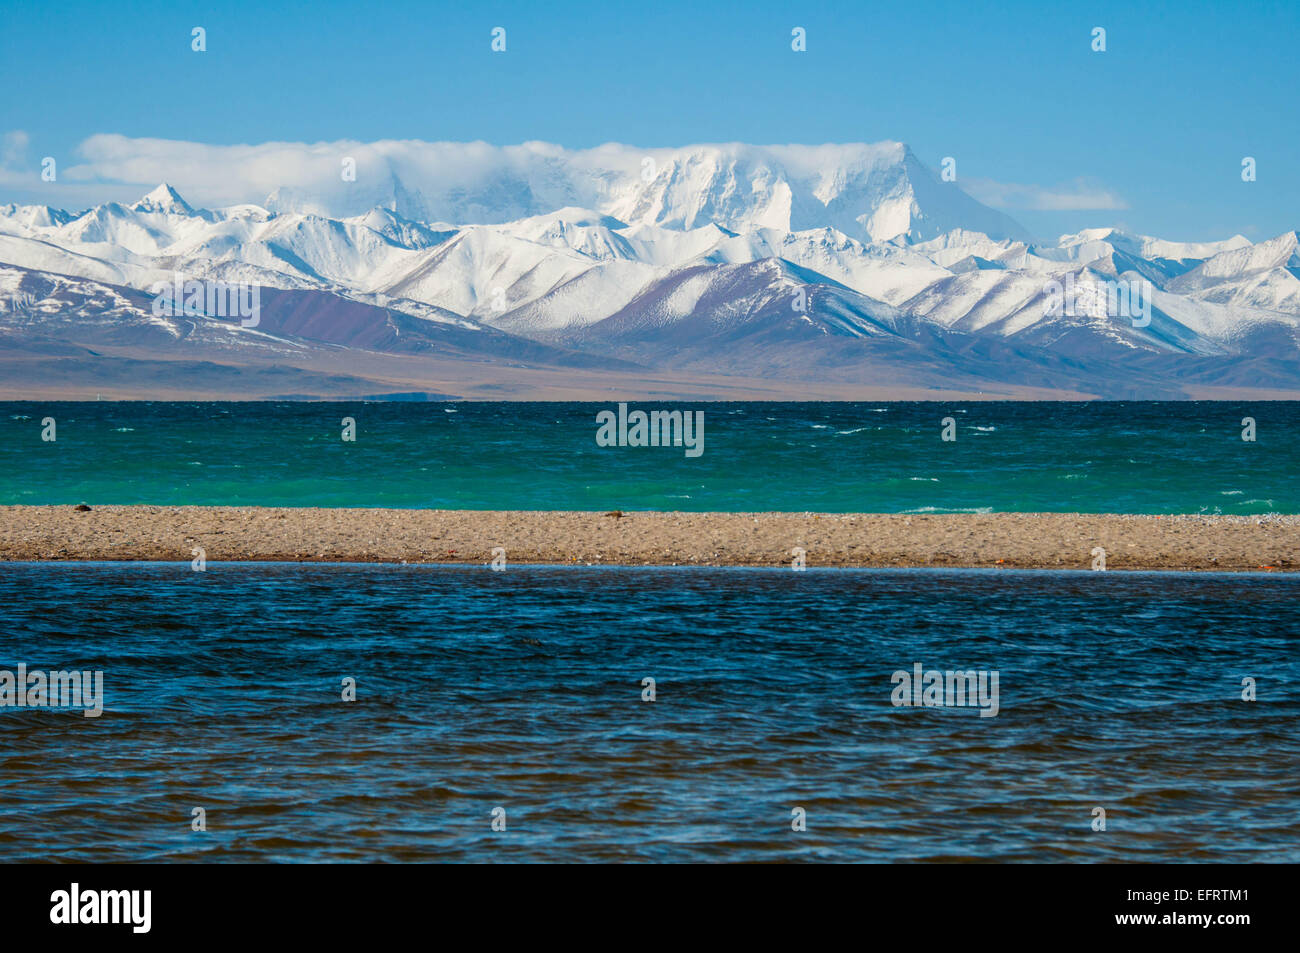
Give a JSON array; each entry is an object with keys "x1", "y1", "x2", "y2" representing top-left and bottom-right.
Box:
[{"x1": 2, "y1": 144, "x2": 1298, "y2": 399}]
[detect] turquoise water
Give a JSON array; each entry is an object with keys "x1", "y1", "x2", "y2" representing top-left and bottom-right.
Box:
[{"x1": 0, "y1": 401, "x2": 1292, "y2": 512}]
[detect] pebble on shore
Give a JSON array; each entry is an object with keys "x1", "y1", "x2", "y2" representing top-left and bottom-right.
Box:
[{"x1": 0, "y1": 506, "x2": 1297, "y2": 571}]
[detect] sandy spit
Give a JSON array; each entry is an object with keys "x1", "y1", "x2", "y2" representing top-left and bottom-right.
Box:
[{"x1": 1, "y1": 506, "x2": 1299, "y2": 571}]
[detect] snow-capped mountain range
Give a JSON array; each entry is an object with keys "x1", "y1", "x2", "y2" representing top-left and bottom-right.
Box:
[{"x1": 1, "y1": 141, "x2": 1297, "y2": 399}]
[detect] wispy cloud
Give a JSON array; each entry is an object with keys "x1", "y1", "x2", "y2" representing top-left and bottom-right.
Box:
[
  {"x1": 1, "y1": 131, "x2": 30, "y2": 167},
  {"x1": 8, "y1": 134, "x2": 642, "y2": 216},
  {"x1": 2, "y1": 132, "x2": 1132, "y2": 232},
  {"x1": 962, "y1": 176, "x2": 1128, "y2": 212}
]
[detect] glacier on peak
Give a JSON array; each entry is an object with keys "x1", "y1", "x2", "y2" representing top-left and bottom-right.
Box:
[
  {"x1": 240, "y1": 140, "x2": 1031, "y2": 244},
  {"x1": 130, "y1": 183, "x2": 194, "y2": 215}
]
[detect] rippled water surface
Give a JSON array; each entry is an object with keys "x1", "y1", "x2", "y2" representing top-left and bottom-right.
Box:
[
  {"x1": 1, "y1": 400, "x2": 1295, "y2": 512},
  {"x1": 1, "y1": 563, "x2": 1296, "y2": 862}
]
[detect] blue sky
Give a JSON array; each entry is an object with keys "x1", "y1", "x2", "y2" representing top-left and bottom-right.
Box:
[{"x1": 1, "y1": 0, "x2": 1295, "y2": 241}]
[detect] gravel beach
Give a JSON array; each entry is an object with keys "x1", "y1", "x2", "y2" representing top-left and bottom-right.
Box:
[{"x1": 2, "y1": 506, "x2": 1298, "y2": 571}]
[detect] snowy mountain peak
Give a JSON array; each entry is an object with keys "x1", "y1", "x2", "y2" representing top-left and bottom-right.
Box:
[
  {"x1": 2, "y1": 144, "x2": 1298, "y2": 400},
  {"x1": 228, "y1": 141, "x2": 1033, "y2": 246},
  {"x1": 131, "y1": 183, "x2": 193, "y2": 215},
  {"x1": 0, "y1": 203, "x2": 74, "y2": 229},
  {"x1": 598, "y1": 142, "x2": 1031, "y2": 244}
]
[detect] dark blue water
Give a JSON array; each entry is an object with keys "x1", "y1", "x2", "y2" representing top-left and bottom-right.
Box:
[
  {"x1": 1, "y1": 401, "x2": 1293, "y2": 512},
  {"x1": 1, "y1": 563, "x2": 1295, "y2": 862}
]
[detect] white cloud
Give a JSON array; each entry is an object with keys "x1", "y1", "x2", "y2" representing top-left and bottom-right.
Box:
[
  {"x1": 58, "y1": 134, "x2": 627, "y2": 215},
  {"x1": 1, "y1": 132, "x2": 608, "y2": 215},
  {"x1": 1, "y1": 133, "x2": 1127, "y2": 236},
  {"x1": 962, "y1": 176, "x2": 1128, "y2": 212},
  {"x1": 5, "y1": 136, "x2": 938, "y2": 232},
  {"x1": 1, "y1": 130, "x2": 30, "y2": 167}
]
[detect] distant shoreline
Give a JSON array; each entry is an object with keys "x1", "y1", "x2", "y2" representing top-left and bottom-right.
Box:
[{"x1": 2, "y1": 506, "x2": 1296, "y2": 572}]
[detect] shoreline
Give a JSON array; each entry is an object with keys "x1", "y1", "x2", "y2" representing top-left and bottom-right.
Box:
[{"x1": 2, "y1": 506, "x2": 1297, "y2": 571}]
